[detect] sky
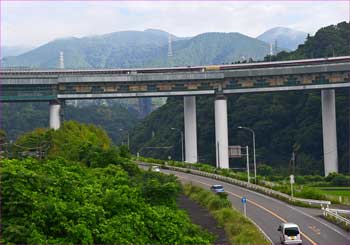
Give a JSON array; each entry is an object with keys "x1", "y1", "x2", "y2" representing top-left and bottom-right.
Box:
[{"x1": 1, "y1": 0, "x2": 349, "y2": 48}]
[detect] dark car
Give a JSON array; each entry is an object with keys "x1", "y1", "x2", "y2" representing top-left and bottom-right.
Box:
[{"x1": 210, "y1": 184, "x2": 225, "y2": 193}]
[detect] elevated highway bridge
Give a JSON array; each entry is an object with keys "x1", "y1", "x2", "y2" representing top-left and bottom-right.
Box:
[{"x1": 1, "y1": 56, "x2": 350, "y2": 175}]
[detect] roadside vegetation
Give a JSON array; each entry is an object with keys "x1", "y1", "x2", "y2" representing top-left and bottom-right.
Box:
[
  {"x1": 1, "y1": 121, "x2": 214, "y2": 244},
  {"x1": 183, "y1": 183, "x2": 269, "y2": 244}
]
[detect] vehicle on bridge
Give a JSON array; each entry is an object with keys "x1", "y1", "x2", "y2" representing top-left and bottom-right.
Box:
[{"x1": 278, "y1": 223, "x2": 302, "y2": 245}]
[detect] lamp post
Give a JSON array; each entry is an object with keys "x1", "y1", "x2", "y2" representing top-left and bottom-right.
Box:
[
  {"x1": 171, "y1": 127, "x2": 184, "y2": 162},
  {"x1": 119, "y1": 129, "x2": 130, "y2": 149},
  {"x1": 238, "y1": 126, "x2": 256, "y2": 184}
]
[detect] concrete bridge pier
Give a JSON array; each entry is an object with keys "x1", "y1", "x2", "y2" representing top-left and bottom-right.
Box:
[
  {"x1": 49, "y1": 101, "x2": 61, "y2": 130},
  {"x1": 184, "y1": 96, "x2": 198, "y2": 163},
  {"x1": 215, "y1": 94, "x2": 229, "y2": 169},
  {"x1": 321, "y1": 89, "x2": 338, "y2": 176}
]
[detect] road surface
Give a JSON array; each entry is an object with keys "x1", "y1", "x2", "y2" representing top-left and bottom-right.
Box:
[{"x1": 153, "y1": 167, "x2": 350, "y2": 244}]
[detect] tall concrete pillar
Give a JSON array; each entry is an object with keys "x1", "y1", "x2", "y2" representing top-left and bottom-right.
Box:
[
  {"x1": 49, "y1": 101, "x2": 61, "y2": 130},
  {"x1": 184, "y1": 96, "x2": 198, "y2": 163},
  {"x1": 321, "y1": 89, "x2": 338, "y2": 176},
  {"x1": 215, "y1": 95, "x2": 229, "y2": 169}
]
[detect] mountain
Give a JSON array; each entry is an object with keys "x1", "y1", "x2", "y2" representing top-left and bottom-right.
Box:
[
  {"x1": 2, "y1": 30, "x2": 270, "y2": 69},
  {"x1": 149, "y1": 32, "x2": 270, "y2": 67},
  {"x1": 129, "y1": 22, "x2": 350, "y2": 175},
  {"x1": 2, "y1": 30, "x2": 171, "y2": 68},
  {"x1": 0, "y1": 45, "x2": 34, "y2": 59},
  {"x1": 257, "y1": 27, "x2": 308, "y2": 51}
]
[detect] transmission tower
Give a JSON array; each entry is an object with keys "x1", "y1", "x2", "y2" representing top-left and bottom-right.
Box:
[
  {"x1": 59, "y1": 51, "x2": 64, "y2": 69},
  {"x1": 274, "y1": 40, "x2": 278, "y2": 54},
  {"x1": 168, "y1": 33, "x2": 173, "y2": 57}
]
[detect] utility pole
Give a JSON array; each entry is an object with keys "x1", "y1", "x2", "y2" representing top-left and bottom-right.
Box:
[
  {"x1": 246, "y1": 145, "x2": 250, "y2": 184},
  {"x1": 238, "y1": 126, "x2": 256, "y2": 183}
]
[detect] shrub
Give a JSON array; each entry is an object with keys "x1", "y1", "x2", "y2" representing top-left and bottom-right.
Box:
[
  {"x1": 296, "y1": 187, "x2": 325, "y2": 200},
  {"x1": 184, "y1": 184, "x2": 269, "y2": 244},
  {"x1": 330, "y1": 174, "x2": 350, "y2": 187}
]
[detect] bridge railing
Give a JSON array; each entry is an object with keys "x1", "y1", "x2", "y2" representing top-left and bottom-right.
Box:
[{"x1": 138, "y1": 161, "x2": 331, "y2": 208}]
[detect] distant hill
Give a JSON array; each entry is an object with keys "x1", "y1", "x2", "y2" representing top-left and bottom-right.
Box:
[
  {"x1": 0, "y1": 45, "x2": 34, "y2": 59},
  {"x1": 149, "y1": 32, "x2": 270, "y2": 67},
  {"x1": 2, "y1": 30, "x2": 172, "y2": 68},
  {"x1": 2, "y1": 30, "x2": 270, "y2": 69},
  {"x1": 257, "y1": 27, "x2": 308, "y2": 51}
]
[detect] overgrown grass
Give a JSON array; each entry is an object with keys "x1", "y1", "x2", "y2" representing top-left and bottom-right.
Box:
[
  {"x1": 317, "y1": 187, "x2": 350, "y2": 197},
  {"x1": 183, "y1": 183, "x2": 270, "y2": 245},
  {"x1": 323, "y1": 214, "x2": 350, "y2": 232}
]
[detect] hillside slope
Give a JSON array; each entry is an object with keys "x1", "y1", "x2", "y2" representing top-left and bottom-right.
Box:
[
  {"x1": 2, "y1": 30, "x2": 270, "y2": 68},
  {"x1": 130, "y1": 22, "x2": 350, "y2": 175}
]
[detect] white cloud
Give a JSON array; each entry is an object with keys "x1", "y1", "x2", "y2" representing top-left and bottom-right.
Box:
[{"x1": 1, "y1": 1, "x2": 348, "y2": 47}]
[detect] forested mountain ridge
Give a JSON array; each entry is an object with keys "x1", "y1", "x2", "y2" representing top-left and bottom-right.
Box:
[
  {"x1": 2, "y1": 103, "x2": 139, "y2": 145},
  {"x1": 2, "y1": 30, "x2": 270, "y2": 69},
  {"x1": 130, "y1": 21, "x2": 350, "y2": 175}
]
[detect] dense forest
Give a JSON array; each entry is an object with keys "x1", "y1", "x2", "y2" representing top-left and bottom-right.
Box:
[
  {"x1": 1, "y1": 121, "x2": 214, "y2": 244},
  {"x1": 1, "y1": 102, "x2": 139, "y2": 144},
  {"x1": 130, "y1": 21, "x2": 350, "y2": 175}
]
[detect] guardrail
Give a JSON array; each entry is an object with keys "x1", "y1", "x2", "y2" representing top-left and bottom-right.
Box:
[
  {"x1": 322, "y1": 207, "x2": 350, "y2": 227},
  {"x1": 138, "y1": 161, "x2": 331, "y2": 208},
  {"x1": 327, "y1": 208, "x2": 350, "y2": 215}
]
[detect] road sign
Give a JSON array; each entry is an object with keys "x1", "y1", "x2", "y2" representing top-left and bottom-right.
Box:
[
  {"x1": 290, "y1": 174, "x2": 295, "y2": 184},
  {"x1": 241, "y1": 196, "x2": 247, "y2": 216},
  {"x1": 228, "y1": 145, "x2": 242, "y2": 158},
  {"x1": 290, "y1": 175, "x2": 294, "y2": 199}
]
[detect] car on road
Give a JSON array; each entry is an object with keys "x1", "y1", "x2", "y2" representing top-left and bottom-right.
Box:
[
  {"x1": 210, "y1": 184, "x2": 225, "y2": 193},
  {"x1": 278, "y1": 223, "x2": 302, "y2": 245},
  {"x1": 151, "y1": 166, "x2": 160, "y2": 172}
]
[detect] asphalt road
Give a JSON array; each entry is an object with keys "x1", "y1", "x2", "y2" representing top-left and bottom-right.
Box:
[{"x1": 154, "y1": 167, "x2": 350, "y2": 245}]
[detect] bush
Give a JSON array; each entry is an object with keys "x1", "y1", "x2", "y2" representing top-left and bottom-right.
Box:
[
  {"x1": 296, "y1": 187, "x2": 325, "y2": 200},
  {"x1": 330, "y1": 174, "x2": 350, "y2": 187},
  {"x1": 184, "y1": 184, "x2": 269, "y2": 244},
  {"x1": 2, "y1": 159, "x2": 213, "y2": 244}
]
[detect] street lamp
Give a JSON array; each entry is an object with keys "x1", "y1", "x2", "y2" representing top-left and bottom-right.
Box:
[
  {"x1": 171, "y1": 127, "x2": 184, "y2": 162},
  {"x1": 238, "y1": 126, "x2": 256, "y2": 184}
]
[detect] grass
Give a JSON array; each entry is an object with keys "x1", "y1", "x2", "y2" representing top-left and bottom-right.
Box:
[
  {"x1": 316, "y1": 187, "x2": 350, "y2": 197},
  {"x1": 183, "y1": 183, "x2": 270, "y2": 245}
]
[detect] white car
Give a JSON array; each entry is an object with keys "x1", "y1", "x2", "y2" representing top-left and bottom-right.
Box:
[
  {"x1": 151, "y1": 166, "x2": 160, "y2": 172},
  {"x1": 278, "y1": 223, "x2": 302, "y2": 245}
]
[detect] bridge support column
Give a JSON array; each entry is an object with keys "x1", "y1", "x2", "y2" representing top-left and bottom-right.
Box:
[
  {"x1": 184, "y1": 96, "x2": 198, "y2": 163},
  {"x1": 215, "y1": 95, "x2": 229, "y2": 169},
  {"x1": 321, "y1": 89, "x2": 338, "y2": 176},
  {"x1": 49, "y1": 101, "x2": 61, "y2": 130}
]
